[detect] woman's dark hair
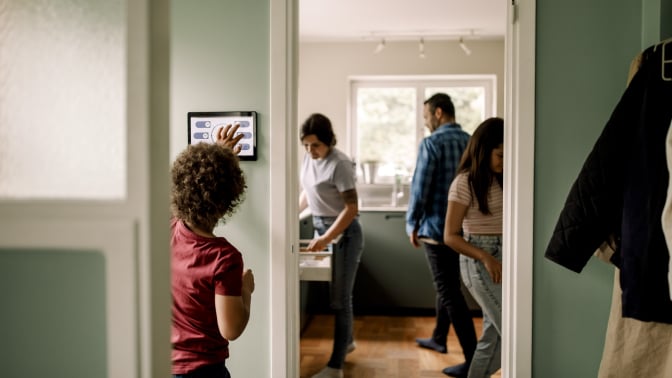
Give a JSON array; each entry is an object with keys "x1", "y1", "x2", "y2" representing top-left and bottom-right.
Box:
[
  {"x1": 458, "y1": 117, "x2": 504, "y2": 215},
  {"x1": 171, "y1": 143, "x2": 247, "y2": 231},
  {"x1": 300, "y1": 113, "x2": 337, "y2": 146}
]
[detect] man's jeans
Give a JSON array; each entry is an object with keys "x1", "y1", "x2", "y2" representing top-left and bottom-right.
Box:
[
  {"x1": 460, "y1": 234, "x2": 502, "y2": 378},
  {"x1": 423, "y1": 243, "x2": 477, "y2": 363},
  {"x1": 313, "y1": 215, "x2": 364, "y2": 369}
]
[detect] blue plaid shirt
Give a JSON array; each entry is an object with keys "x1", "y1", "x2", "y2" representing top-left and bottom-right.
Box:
[{"x1": 405, "y1": 123, "x2": 470, "y2": 241}]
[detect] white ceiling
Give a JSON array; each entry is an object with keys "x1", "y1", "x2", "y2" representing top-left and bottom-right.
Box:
[{"x1": 299, "y1": 0, "x2": 507, "y2": 42}]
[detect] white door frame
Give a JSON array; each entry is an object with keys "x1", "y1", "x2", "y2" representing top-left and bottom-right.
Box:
[
  {"x1": 502, "y1": 1, "x2": 535, "y2": 377},
  {"x1": 269, "y1": 0, "x2": 536, "y2": 376}
]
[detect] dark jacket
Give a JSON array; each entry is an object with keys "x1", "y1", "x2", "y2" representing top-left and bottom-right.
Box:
[{"x1": 545, "y1": 41, "x2": 672, "y2": 323}]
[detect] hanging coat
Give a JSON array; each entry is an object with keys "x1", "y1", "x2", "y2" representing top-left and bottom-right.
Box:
[{"x1": 545, "y1": 41, "x2": 672, "y2": 323}]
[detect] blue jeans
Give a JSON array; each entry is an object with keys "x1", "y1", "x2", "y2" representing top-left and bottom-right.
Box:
[
  {"x1": 423, "y1": 243, "x2": 477, "y2": 361},
  {"x1": 173, "y1": 362, "x2": 230, "y2": 378},
  {"x1": 312, "y1": 215, "x2": 364, "y2": 369},
  {"x1": 460, "y1": 235, "x2": 502, "y2": 378}
]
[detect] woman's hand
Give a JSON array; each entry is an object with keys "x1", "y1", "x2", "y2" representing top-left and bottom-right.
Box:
[
  {"x1": 306, "y1": 235, "x2": 329, "y2": 252},
  {"x1": 481, "y1": 254, "x2": 503, "y2": 284},
  {"x1": 216, "y1": 124, "x2": 244, "y2": 154}
]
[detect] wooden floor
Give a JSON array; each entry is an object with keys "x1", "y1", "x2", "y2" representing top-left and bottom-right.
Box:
[{"x1": 300, "y1": 314, "x2": 501, "y2": 378}]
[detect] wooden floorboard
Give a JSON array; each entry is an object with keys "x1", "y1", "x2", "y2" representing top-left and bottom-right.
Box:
[{"x1": 300, "y1": 315, "x2": 501, "y2": 378}]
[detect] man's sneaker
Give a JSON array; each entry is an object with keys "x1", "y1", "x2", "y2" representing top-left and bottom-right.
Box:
[
  {"x1": 346, "y1": 341, "x2": 357, "y2": 354},
  {"x1": 415, "y1": 337, "x2": 447, "y2": 354},
  {"x1": 311, "y1": 366, "x2": 343, "y2": 378}
]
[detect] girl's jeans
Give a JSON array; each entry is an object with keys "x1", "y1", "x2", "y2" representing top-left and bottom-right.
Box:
[
  {"x1": 312, "y1": 215, "x2": 364, "y2": 369},
  {"x1": 460, "y1": 234, "x2": 502, "y2": 378}
]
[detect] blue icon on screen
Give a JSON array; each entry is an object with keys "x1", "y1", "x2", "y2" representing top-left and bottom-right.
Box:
[
  {"x1": 193, "y1": 132, "x2": 209, "y2": 139},
  {"x1": 195, "y1": 121, "x2": 211, "y2": 128},
  {"x1": 238, "y1": 121, "x2": 250, "y2": 128},
  {"x1": 236, "y1": 132, "x2": 252, "y2": 139},
  {"x1": 239, "y1": 143, "x2": 250, "y2": 150}
]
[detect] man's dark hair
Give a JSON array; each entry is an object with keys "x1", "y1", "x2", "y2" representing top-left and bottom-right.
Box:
[
  {"x1": 300, "y1": 113, "x2": 337, "y2": 146},
  {"x1": 424, "y1": 92, "x2": 456, "y2": 119}
]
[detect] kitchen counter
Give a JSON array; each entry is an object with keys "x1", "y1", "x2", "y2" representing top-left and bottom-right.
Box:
[{"x1": 359, "y1": 206, "x2": 407, "y2": 212}]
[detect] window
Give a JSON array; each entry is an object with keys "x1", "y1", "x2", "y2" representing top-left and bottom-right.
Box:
[
  {"x1": 350, "y1": 76, "x2": 496, "y2": 185},
  {"x1": 0, "y1": 0, "x2": 125, "y2": 199}
]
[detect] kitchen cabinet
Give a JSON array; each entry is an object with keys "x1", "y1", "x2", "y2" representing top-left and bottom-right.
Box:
[
  {"x1": 300, "y1": 211, "x2": 480, "y2": 319},
  {"x1": 354, "y1": 211, "x2": 480, "y2": 314},
  {"x1": 299, "y1": 216, "x2": 332, "y2": 331},
  {"x1": 353, "y1": 211, "x2": 436, "y2": 313}
]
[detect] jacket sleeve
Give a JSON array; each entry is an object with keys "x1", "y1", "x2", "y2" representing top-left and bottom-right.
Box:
[{"x1": 544, "y1": 67, "x2": 646, "y2": 272}]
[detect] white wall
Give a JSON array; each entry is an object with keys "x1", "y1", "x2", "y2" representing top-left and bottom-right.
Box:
[{"x1": 298, "y1": 39, "x2": 505, "y2": 147}]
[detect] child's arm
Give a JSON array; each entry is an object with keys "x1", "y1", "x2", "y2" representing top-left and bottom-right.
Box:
[{"x1": 215, "y1": 268, "x2": 255, "y2": 341}]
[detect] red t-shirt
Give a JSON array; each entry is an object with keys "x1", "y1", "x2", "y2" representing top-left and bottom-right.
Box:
[{"x1": 171, "y1": 218, "x2": 244, "y2": 374}]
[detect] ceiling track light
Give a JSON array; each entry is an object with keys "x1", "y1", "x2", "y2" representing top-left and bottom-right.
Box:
[
  {"x1": 459, "y1": 37, "x2": 472, "y2": 56},
  {"x1": 373, "y1": 38, "x2": 386, "y2": 54},
  {"x1": 419, "y1": 37, "x2": 426, "y2": 59}
]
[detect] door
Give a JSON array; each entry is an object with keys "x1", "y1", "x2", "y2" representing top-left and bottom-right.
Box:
[
  {"x1": 0, "y1": 1, "x2": 171, "y2": 377},
  {"x1": 271, "y1": 0, "x2": 537, "y2": 377}
]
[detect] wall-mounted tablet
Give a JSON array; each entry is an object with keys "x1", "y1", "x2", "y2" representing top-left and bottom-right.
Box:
[{"x1": 187, "y1": 111, "x2": 257, "y2": 161}]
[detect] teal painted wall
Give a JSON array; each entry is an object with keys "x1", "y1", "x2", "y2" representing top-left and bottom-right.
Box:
[
  {"x1": 662, "y1": 0, "x2": 672, "y2": 39},
  {"x1": 534, "y1": 1, "x2": 643, "y2": 376},
  {"x1": 0, "y1": 250, "x2": 107, "y2": 378},
  {"x1": 170, "y1": 1, "x2": 271, "y2": 377}
]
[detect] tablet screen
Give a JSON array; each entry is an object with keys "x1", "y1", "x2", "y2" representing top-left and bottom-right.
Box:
[{"x1": 187, "y1": 111, "x2": 257, "y2": 161}]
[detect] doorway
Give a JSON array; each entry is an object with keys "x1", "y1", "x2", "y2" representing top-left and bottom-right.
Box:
[{"x1": 272, "y1": 0, "x2": 536, "y2": 377}]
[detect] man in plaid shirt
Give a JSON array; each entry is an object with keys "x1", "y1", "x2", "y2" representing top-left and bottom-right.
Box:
[{"x1": 406, "y1": 93, "x2": 477, "y2": 378}]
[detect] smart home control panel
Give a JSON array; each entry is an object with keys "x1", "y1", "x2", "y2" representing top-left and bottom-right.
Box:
[{"x1": 187, "y1": 111, "x2": 257, "y2": 161}]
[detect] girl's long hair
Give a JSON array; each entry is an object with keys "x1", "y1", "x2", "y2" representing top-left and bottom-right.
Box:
[{"x1": 457, "y1": 117, "x2": 504, "y2": 215}]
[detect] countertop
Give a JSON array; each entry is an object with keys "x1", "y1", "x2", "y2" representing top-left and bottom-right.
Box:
[{"x1": 359, "y1": 206, "x2": 407, "y2": 212}]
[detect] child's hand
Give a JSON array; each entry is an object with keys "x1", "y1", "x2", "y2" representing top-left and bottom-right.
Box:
[
  {"x1": 216, "y1": 124, "x2": 244, "y2": 154},
  {"x1": 242, "y1": 268, "x2": 255, "y2": 294}
]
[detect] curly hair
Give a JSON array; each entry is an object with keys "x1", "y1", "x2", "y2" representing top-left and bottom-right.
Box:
[{"x1": 171, "y1": 143, "x2": 247, "y2": 231}]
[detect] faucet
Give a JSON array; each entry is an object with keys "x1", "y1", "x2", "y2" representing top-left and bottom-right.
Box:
[{"x1": 391, "y1": 174, "x2": 404, "y2": 207}]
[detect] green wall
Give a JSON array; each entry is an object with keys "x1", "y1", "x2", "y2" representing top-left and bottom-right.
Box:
[
  {"x1": 170, "y1": 1, "x2": 271, "y2": 377},
  {"x1": 662, "y1": 0, "x2": 672, "y2": 39},
  {"x1": 0, "y1": 250, "x2": 107, "y2": 378},
  {"x1": 534, "y1": 0, "x2": 643, "y2": 376}
]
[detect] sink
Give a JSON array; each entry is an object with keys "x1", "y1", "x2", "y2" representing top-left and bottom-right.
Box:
[{"x1": 356, "y1": 183, "x2": 409, "y2": 209}]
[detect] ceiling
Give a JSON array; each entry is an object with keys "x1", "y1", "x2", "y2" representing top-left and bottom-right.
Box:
[{"x1": 299, "y1": 0, "x2": 507, "y2": 42}]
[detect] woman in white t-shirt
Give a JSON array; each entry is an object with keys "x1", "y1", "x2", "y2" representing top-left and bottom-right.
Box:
[
  {"x1": 299, "y1": 113, "x2": 364, "y2": 378},
  {"x1": 443, "y1": 117, "x2": 504, "y2": 378}
]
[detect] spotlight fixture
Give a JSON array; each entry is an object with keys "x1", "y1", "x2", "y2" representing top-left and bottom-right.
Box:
[
  {"x1": 419, "y1": 38, "x2": 426, "y2": 59},
  {"x1": 459, "y1": 37, "x2": 472, "y2": 56},
  {"x1": 373, "y1": 38, "x2": 386, "y2": 54}
]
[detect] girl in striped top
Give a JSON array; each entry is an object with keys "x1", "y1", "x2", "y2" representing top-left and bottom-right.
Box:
[{"x1": 443, "y1": 117, "x2": 504, "y2": 378}]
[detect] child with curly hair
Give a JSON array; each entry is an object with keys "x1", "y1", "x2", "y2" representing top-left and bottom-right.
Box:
[{"x1": 171, "y1": 125, "x2": 255, "y2": 378}]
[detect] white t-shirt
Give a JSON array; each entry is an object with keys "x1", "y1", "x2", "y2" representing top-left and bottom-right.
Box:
[
  {"x1": 448, "y1": 172, "x2": 503, "y2": 235},
  {"x1": 301, "y1": 147, "x2": 356, "y2": 217}
]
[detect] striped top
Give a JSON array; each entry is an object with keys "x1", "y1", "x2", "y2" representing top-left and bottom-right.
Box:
[{"x1": 448, "y1": 172, "x2": 503, "y2": 235}]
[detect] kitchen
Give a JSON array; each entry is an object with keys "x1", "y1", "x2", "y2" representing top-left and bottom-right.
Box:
[{"x1": 296, "y1": 0, "x2": 506, "y2": 376}]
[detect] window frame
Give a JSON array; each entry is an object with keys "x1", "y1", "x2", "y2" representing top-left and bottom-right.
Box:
[{"x1": 347, "y1": 75, "x2": 497, "y2": 172}]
